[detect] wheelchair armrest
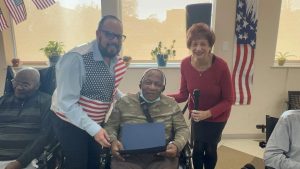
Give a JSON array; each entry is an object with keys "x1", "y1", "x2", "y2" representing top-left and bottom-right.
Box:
[
  {"x1": 256, "y1": 124, "x2": 266, "y2": 133},
  {"x1": 36, "y1": 141, "x2": 64, "y2": 169}
]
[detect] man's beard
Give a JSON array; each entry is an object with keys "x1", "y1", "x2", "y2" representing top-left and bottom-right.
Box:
[{"x1": 99, "y1": 44, "x2": 121, "y2": 59}]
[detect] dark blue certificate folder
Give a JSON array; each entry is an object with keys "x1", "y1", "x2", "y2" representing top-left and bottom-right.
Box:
[{"x1": 119, "y1": 122, "x2": 166, "y2": 154}]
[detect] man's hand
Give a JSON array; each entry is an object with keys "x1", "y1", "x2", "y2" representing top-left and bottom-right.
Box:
[
  {"x1": 94, "y1": 128, "x2": 111, "y2": 147},
  {"x1": 158, "y1": 142, "x2": 178, "y2": 158},
  {"x1": 5, "y1": 160, "x2": 22, "y2": 169},
  {"x1": 111, "y1": 140, "x2": 125, "y2": 161}
]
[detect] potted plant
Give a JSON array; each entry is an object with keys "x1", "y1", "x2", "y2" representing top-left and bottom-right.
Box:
[
  {"x1": 11, "y1": 58, "x2": 20, "y2": 67},
  {"x1": 122, "y1": 56, "x2": 132, "y2": 67},
  {"x1": 275, "y1": 52, "x2": 295, "y2": 66},
  {"x1": 40, "y1": 41, "x2": 64, "y2": 66},
  {"x1": 151, "y1": 40, "x2": 176, "y2": 67}
]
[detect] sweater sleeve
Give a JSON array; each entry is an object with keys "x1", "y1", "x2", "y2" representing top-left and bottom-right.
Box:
[
  {"x1": 209, "y1": 63, "x2": 233, "y2": 119},
  {"x1": 54, "y1": 53, "x2": 101, "y2": 136},
  {"x1": 172, "y1": 106, "x2": 190, "y2": 152},
  {"x1": 264, "y1": 116, "x2": 300, "y2": 169}
]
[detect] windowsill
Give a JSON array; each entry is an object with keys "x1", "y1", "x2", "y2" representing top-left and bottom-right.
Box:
[
  {"x1": 272, "y1": 61, "x2": 300, "y2": 68},
  {"x1": 16, "y1": 61, "x2": 181, "y2": 69},
  {"x1": 128, "y1": 62, "x2": 180, "y2": 69},
  {"x1": 17, "y1": 61, "x2": 48, "y2": 68}
]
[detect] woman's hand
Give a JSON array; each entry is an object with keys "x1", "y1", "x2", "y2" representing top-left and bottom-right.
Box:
[{"x1": 191, "y1": 110, "x2": 212, "y2": 122}]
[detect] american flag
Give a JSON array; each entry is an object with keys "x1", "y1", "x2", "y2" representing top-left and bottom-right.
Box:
[
  {"x1": 0, "y1": 7, "x2": 9, "y2": 31},
  {"x1": 232, "y1": 0, "x2": 258, "y2": 105},
  {"x1": 32, "y1": 0, "x2": 56, "y2": 10},
  {"x1": 4, "y1": 0, "x2": 27, "y2": 24}
]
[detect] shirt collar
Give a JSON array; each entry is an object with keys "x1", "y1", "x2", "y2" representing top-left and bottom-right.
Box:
[{"x1": 139, "y1": 91, "x2": 160, "y2": 104}]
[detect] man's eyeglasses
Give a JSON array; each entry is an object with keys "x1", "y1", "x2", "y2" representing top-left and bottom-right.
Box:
[
  {"x1": 101, "y1": 29, "x2": 126, "y2": 41},
  {"x1": 11, "y1": 79, "x2": 30, "y2": 89}
]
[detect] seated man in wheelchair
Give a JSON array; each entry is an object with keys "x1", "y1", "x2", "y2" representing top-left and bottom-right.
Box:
[
  {"x1": 264, "y1": 109, "x2": 300, "y2": 169},
  {"x1": 0, "y1": 68, "x2": 53, "y2": 169},
  {"x1": 105, "y1": 68, "x2": 190, "y2": 169}
]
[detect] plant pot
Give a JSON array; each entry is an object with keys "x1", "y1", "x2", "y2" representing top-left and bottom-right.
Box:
[
  {"x1": 123, "y1": 56, "x2": 132, "y2": 67},
  {"x1": 156, "y1": 54, "x2": 167, "y2": 67},
  {"x1": 49, "y1": 55, "x2": 60, "y2": 67},
  {"x1": 278, "y1": 58, "x2": 286, "y2": 66},
  {"x1": 11, "y1": 58, "x2": 20, "y2": 67}
]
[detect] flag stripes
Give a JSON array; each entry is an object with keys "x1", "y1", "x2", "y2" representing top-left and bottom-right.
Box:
[
  {"x1": 32, "y1": 0, "x2": 56, "y2": 10},
  {"x1": 232, "y1": 43, "x2": 254, "y2": 104},
  {"x1": 4, "y1": 0, "x2": 27, "y2": 24},
  {"x1": 0, "y1": 8, "x2": 9, "y2": 31}
]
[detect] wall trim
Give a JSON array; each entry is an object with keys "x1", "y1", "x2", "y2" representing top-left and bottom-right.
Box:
[{"x1": 222, "y1": 133, "x2": 265, "y2": 140}]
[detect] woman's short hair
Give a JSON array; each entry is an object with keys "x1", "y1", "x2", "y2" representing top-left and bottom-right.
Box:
[{"x1": 186, "y1": 22, "x2": 216, "y2": 49}]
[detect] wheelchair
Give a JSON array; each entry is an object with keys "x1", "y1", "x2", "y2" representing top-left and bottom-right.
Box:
[
  {"x1": 99, "y1": 102, "x2": 193, "y2": 169},
  {"x1": 99, "y1": 143, "x2": 193, "y2": 169},
  {"x1": 4, "y1": 65, "x2": 64, "y2": 169},
  {"x1": 255, "y1": 91, "x2": 300, "y2": 149},
  {"x1": 256, "y1": 115, "x2": 279, "y2": 148}
]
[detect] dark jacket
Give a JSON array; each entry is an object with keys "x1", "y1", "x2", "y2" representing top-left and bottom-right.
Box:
[{"x1": 0, "y1": 91, "x2": 53, "y2": 167}]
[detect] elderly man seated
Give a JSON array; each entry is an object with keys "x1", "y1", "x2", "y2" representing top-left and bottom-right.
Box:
[
  {"x1": 105, "y1": 68, "x2": 190, "y2": 169},
  {"x1": 0, "y1": 68, "x2": 53, "y2": 169},
  {"x1": 264, "y1": 109, "x2": 300, "y2": 169}
]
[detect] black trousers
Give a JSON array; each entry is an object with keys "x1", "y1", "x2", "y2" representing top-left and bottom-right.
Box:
[
  {"x1": 51, "y1": 114, "x2": 102, "y2": 169},
  {"x1": 192, "y1": 121, "x2": 226, "y2": 169}
]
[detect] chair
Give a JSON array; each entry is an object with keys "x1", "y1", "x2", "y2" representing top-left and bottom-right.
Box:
[
  {"x1": 3, "y1": 66, "x2": 14, "y2": 95},
  {"x1": 287, "y1": 91, "x2": 300, "y2": 110},
  {"x1": 4, "y1": 66, "x2": 56, "y2": 95},
  {"x1": 253, "y1": 115, "x2": 279, "y2": 169},
  {"x1": 3, "y1": 65, "x2": 63, "y2": 169},
  {"x1": 98, "y1": 102, "x2": 193, "y2": 169},
  {"x1": 256, "y1": 115, "x2": 279, "y2": 148},
  {"x1": 99, "y1": 143, "x2": 193, "y2": 169},
  {"x1": 178, "y1": 143, "x2": 193, "y2": 169}
]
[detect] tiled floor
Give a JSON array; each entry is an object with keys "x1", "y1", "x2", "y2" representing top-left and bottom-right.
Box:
[
  {"x1": 216, "y1": 139, "x2": 266, "y2": 169},
  {"x1": 219, "y1": 139, "x2": 265, "y2": 159}
]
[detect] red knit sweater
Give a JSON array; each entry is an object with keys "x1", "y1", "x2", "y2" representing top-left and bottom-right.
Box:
[{"x1": 169, "y1": 55, "x2": 233, "y2": 122}]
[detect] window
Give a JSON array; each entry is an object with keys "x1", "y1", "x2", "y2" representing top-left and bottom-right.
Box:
[
  {"x1": 14, "y1": 0, "x2": 101, "y2": 63},
  {"x1": 122, "y1": 0, "x2": 213, "y2": 63},
  {"x1": 275, "y1": 0, "x2": 300, "y2": 65}
]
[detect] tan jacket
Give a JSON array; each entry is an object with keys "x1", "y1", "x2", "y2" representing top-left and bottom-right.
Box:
[{"x1": 105, "y1": 93, "x2": 190, "y2": 152}]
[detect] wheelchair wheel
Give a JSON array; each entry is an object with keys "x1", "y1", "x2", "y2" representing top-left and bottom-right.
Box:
[
  {"x1": 99, "y1": 148, "x2": 111, "y2": 169},
  {"x1": 36, "y1": 142, "x2": 65, "y2": 169}
]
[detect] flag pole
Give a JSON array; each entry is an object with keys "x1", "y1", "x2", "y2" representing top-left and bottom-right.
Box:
[{"x1": 8, "y1": 12, "x2": 17, "y2": 59}]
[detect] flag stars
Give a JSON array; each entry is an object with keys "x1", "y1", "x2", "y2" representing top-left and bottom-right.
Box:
[
  {"x1": 250, "y1": 40, "x2": 255, "y2": 47},
  {"x1": 243, "y1": 33, "x2": 248, "y2": 40},
  {"x1": 237, "y1": 14, "x2": 242, "y2": 22},
  {"x1": 243, "y1": 20, "x2": 249, "y2": 28},
  {"x1": 236, "y1": 25, "x2": 242, "y2": 32},
  {"x1": 238, "y1": 1, "x2": 244, "y2": 8},
  {"x1": 239, "y1": 34, "x2": 243, "y2": 39}
]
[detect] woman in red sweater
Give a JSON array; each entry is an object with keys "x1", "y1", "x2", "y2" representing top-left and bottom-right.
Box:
[{"x1": 169, "y1": 23, "x2": 233, "y2": 169}]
